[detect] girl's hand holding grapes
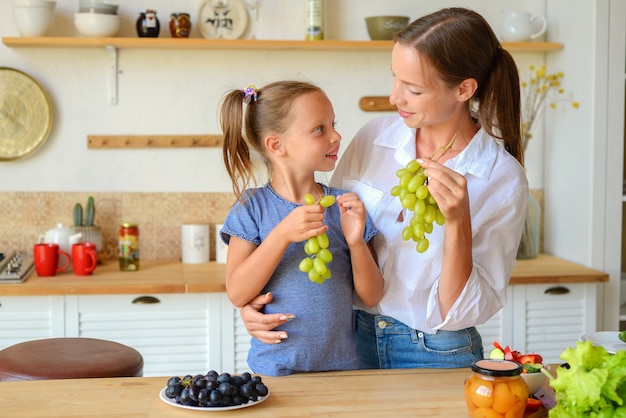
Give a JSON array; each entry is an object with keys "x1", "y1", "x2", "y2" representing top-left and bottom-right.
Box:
[
  {"x1": 276, "y1": 203, "x2": 328, "y2": 245},
  {"x1": 336, "y1": 192, "x2": 367, "y2": 247}
]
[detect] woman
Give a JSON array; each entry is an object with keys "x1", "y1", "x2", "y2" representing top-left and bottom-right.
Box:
[{"x1": 239, "y1": 7, "x2": 528, "y2": 369}]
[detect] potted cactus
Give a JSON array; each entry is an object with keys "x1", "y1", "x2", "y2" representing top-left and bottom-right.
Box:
[{"x1": 73, "y1": 196, "x2": 102, "y2": 260}]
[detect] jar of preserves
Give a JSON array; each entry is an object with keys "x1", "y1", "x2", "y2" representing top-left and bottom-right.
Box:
[
  {"x1": 118, "y1": 222, "x2": 140, "y2": 271},
  {"x1": 464, "y1": 359, "x2": 528, "y2": 418},
  {"x1": 136, "y1": 10, "x2": 160, "y2": 37}
]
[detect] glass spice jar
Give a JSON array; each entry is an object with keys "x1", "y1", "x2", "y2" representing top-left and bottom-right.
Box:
[
  {"x1": 118, "y1": 222, "x2": 140, "y2": 271},
  {"x1": 464, "y1": 359, "x2": 529, "y2": 418}
]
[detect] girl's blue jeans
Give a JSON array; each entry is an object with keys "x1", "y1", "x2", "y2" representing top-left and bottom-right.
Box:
[{"x1": 354, "y1": 310, "x2": 484, "y2": 369}]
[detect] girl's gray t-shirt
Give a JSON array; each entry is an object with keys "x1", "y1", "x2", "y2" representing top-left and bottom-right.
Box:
[{"x1": 221, "y1": 183, "x2": 379, "y2": 376}]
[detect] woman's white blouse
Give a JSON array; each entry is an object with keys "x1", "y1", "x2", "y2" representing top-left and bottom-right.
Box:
[{"x1": 330, "y1": 115, "x2": 528, "y2": 333}]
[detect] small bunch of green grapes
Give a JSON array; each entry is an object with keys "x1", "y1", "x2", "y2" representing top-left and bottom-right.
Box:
[
  {"x1": 298, "y1": 193, "x2": 336, "y2": 284},
  {"x1": 391, "y1": 159, "x2": 445, "y2": 253}
]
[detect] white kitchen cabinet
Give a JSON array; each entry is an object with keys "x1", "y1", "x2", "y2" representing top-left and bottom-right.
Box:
[
  {"x1": 478, "y1": 283, "x2": 597, "y2": 363},
  {"x1": 512, "y1": 283, "x2": 597, "y2": 364},
  {"x1": 0, "y1": 295, "x2": 65, "y2": 350},
  {"x1": 64, "y1": 293, "x2": 223, "y2": 377}
]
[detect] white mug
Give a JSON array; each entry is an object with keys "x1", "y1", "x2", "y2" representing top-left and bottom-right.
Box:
[
  {"x1": 500, "y1": 11, "x2": 547, "y2": 42},
  {"x1": 181, "y1": 224, "x2": 210, "y2": 264}
]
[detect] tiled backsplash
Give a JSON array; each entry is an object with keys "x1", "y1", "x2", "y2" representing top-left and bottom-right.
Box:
[
  {"x1": 0, "y1": 189, "x2": 543, "y2": 260},
  {"x1": 0, "y1": 192, "x2": 234, "y2": 261}
]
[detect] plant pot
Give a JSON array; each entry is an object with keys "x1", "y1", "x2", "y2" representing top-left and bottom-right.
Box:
[{"x1": 74, "y1": 225, "x2": 103, "y2": 261}]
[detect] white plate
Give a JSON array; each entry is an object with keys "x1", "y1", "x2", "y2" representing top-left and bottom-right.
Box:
[
  {"x1": 159, "y1": 387, "x2": 269, "y2": 411},
  {"x1": 198, "y1": 0, "x2": 249, "y2": 39},
  {"x1": 580, "y1": 331, "x2": 626, "y2": 354}
]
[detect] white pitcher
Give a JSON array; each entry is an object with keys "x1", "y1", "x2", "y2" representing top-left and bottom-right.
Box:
[{"x1": 500, "y1": 10, "x2": 547, "y2": 42}]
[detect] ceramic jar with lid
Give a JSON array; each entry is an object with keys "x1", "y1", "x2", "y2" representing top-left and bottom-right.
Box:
[
  {"x1": 136, "y1": 9, "x2": 160, "y2": 37},
  {"x1": 464, "y1": 359, "x2": 529, "y2": 418}
]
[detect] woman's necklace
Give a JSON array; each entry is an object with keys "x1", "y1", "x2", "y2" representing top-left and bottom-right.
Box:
[{"x1": 427, "y1": 129, "x2": 460, "y2": 162}]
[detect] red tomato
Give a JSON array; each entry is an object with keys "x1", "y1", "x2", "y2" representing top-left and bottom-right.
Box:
[{"x1": 525, "y1": 397, "x2": 543, "y2": 413}]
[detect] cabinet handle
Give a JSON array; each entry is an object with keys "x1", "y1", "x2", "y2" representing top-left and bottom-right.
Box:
[
  {"x1": 544, "y1": 286, "x2": 570, "y2": 295},
  {"x1": 131, "y1": 295, "x2": 161, "y2": 304}
]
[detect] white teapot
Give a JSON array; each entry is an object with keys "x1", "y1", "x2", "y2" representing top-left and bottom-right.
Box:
[{"x1": 38, "y1": 223, "x2": 82, "y2": 266}]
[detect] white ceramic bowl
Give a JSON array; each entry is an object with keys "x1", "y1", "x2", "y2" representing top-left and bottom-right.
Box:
[
  {"x1": 12, "y1": 1, "x2": 56, "y2": 37},
  {"x1": 74, "y1": 12, "x2": 121, "y2": 37},
  {"x1": 78, "y1": 0, "x2": 118, "y2": 15},
  {"x1": 521, "y1": 364, "x2": 549, "y2": 395},
  {"x1": 78, "y1": 0, "x2": 117, "y2": 12}
]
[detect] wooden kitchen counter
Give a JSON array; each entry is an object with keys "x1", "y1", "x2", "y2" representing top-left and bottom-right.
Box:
[
  {"x1": 0, "y1": 253, "x2": 607, "y2": 296},
  {"x1": 0, "y1": 367, "x2": 549, "y2": 417}
]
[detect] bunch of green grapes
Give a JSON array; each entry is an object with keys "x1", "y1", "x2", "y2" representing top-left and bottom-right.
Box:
[
  {"x1": 391, "y1": 159, "x2": 445, "y2": 253},
  {"x1": 298, "y1": 193, "x2": 335, "y2": 284}
]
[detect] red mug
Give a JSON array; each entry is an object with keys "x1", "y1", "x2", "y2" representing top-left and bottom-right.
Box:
[
  {"x1": 33, "y1": 243, "x2": 70, "y2": 277},
  {"x1": 72, "y1": 242, "x2": 98, "y2": 276}
]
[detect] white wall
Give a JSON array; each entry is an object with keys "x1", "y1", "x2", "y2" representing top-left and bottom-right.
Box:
[{"x1": 0, "y1": 0, "x2": 548, "y2": 193}]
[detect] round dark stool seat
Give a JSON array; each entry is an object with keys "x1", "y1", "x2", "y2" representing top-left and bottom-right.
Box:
[{"x1": 0, "y1": 337, "x2": 144, "y2": 381}]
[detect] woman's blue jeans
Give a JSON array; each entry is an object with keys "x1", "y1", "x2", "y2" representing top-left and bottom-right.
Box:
[{"x1": 354, "y1": 310, "x2": 484, "y2": 369}]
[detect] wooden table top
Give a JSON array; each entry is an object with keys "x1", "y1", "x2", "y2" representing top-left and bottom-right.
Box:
[
  {"x1": 0, "y1": 368, "x2": 549, "y2": 417},
  {"x1": 0, "y1": 253, "x2": 608, "y2": 296}
]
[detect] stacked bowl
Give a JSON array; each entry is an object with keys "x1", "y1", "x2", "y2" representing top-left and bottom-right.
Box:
[
  {"x1": 74, "y1": 0, "x2": 121, "y2": 37},
  {"x1": 12, "y1": 0, "x2": 57, "y2": 37}
]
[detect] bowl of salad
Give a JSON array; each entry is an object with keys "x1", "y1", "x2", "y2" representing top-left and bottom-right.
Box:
[{"x1": 489, "y1": 341, "x2": 548, "y2": 394}]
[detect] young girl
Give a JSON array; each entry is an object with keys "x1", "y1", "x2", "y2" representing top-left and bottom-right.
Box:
[{"x1": 218, "y1": 81, "x2": 384, "y2": 376}]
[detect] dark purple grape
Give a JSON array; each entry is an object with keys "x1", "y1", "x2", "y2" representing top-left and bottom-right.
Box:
[
  {"x1": 188, "y1": 385, "x2": 200, "y2": 402},
  {"x1": 217, "y1": 372, "x2": 232, "y2": 384},
  {"x1": 197, "y1": 388, "x2": 209, "y2": 404},
  {"x1": 205, "y1": 380, "x2": 218, "y2": 391},
  {"x1": 255, "y1": 382, "x2": 269, "y2": 397},
  {"x1": 165, "y1": 383, "x2": 183, "y2": 398},
  {"x1": 231, "y1": 375, "x2": 244, "y2": 387},
  {"x1": 240, "y1": 372, "x2": 252, "y2": 383},
  {"x1": 167, "y1": 376, "x2": 181, "y2": 387},
  {"x1": 209, "y1": 389, "x2": 222, "y2": 404},
  {"x1": 179, "y1": 388, "x2": 192, "y2": 405},
  {"x1": 218, "y1": 382, "x2": 237, "y2": 396}
]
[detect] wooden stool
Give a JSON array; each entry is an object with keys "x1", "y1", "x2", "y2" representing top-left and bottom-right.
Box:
[{"x1": 0, "y1": 337, "x2": 144, "y2": 381}]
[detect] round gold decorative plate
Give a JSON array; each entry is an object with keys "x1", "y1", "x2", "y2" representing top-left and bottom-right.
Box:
[{"x1": 0, "y1": 67, "x2": 52, "y2": 161}]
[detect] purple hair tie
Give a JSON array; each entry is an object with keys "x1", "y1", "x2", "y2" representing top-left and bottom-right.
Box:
[{"x1": 242, "y1": 84, "x2": 258, "y2": 104}]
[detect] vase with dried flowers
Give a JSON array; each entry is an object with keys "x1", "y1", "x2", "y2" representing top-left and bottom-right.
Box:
[{"x1": 517, "y1": 65, "x2": 579, "y2": 259}]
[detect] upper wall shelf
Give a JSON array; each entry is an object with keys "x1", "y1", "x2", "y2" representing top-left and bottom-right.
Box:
[
  {"x1": 1, "y1": 37, "x2": 563, "y2": 105},
  {"x1": 1, "y1": 37, "x2": 563, "y2": 52}
]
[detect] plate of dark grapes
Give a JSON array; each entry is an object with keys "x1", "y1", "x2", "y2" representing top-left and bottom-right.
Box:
[{"x1": 160, "y1": 370, "x2": 269, "y2": 411}]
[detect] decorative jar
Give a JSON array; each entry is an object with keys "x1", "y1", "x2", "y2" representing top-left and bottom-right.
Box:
[{"x1": 136, "y1": 9, "x2": 160, "y2": 37}]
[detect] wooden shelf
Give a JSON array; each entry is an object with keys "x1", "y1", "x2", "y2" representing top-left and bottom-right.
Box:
[
  {"x1": 2, "y1": 37, "x2": 562, "y2": 105},
  {"x1": 1, "y1": 37, "x2": 564, "y2": 52}
]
